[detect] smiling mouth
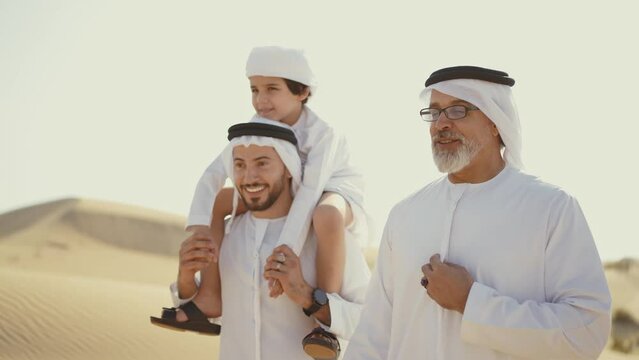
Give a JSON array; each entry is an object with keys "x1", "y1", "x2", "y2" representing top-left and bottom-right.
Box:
[
  {"x1": 243, "y1": 185, "x2": 266, "y2": 193},
  {"x1": 435, "y1": 138, "x2": 460, "y2": 145}
]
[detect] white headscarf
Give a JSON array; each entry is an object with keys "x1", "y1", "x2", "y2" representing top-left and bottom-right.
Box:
[
  {"x1": 245, "y1": 46, "x2": 317, "y2": 93},
  {"x1": 221, "y1": 118, "x2": 302, "y2": 232},
  {"x1": 420, "y1": 79, "x2": 524, "y2": 169}
]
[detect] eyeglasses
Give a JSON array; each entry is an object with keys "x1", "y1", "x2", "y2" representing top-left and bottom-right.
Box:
[{"x1": 419, "y1": 105, "x2": 480, "y2": 122}]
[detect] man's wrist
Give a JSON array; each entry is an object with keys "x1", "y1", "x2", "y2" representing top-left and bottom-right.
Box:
[
  {"x1": 302, "y1": 287, "x2": 330, "y2": 317},
  {"x1": 299, "y1": 283, "x2": 314, "y2": 309}
]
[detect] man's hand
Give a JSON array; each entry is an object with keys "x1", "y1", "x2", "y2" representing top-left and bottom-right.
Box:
[
  {"x1": 421, "y1": 254, "x2": 474, "y2": 313},
  {"x1": 187, "y1": 225, "x2": 221, "y2": 262},
  {"x1": 178, "y1": 228, "x2": 216, "y2": 280},
  {"x1": 263, "y1": 245, "x2": 313, "y2": 307}
]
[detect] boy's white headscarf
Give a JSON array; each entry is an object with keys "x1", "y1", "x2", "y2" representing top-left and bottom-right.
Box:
[
  {"x1": 221, "y1": 118, "x2": 302, "y2": 232},
  {"x1": 245, "y1": 46, "x2": 317, "y2": 93},
  {"x1": 420, "y1": 78, "x2": 524, "y2": 169}
]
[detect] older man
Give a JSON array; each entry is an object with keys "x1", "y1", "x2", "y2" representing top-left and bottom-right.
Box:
[
  {"x1": 152, "y1": 120, "x2": 370, "y2": 360},
  {"x1": 344, "y1": 66, "x2": 611, "y2": 359}
]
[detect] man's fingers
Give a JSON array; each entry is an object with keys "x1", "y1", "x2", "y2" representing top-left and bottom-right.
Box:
[
  {"x1": 181, "y1": 239, "x2": 215, "y2": 256},
  {"x1": 272, "y1": 245, "x2": 295, "y2": 257},
  {"x1": 180, "y1": 261, "x2": 209, "y2": 273},
  {"x1": 270, "y1": 279, "x2": 284, "y2": 298},
  {"x1": 266, "y1": 252, "x2": 286, "y2": 264},
  {"x1": 429, "y1": 254, "x2": 443, "y2": 268},
  {"x1": 184, "y1": 249, "x2": 214, "y2": 261},
  {"x1": 264, "y1": 260, "x2": 289, "y2": 274},
  {"x1": 421, "y1": 263, "x2": 434, "y2": 276}
]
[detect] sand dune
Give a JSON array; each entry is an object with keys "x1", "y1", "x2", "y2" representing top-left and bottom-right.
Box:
[
  {"x1": 0, "y1": 198, "x2": 637, "y2": 359},
  {"x1": 0, "y1": 198, "x2": 218, "y2": 360}
]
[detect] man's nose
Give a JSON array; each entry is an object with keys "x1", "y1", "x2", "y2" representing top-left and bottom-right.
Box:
[
  {"x1": 246, "y1": 166, "x2": 259, "y2": 181},
  {"x1": 433, "y1": 113, "x2": 452, "y2": 130}
]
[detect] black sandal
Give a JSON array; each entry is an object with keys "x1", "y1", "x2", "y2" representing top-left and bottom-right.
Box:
[
  {"x1": 302, "y1": 326, "x2": 341, "y2": 360},
  {"x1": 150, "y1": 301, "x2": 221, "y2": 336}
]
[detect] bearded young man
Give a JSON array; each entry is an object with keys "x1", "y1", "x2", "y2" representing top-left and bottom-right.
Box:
[
  {"x1": 344, "y1": 66, "x2": 611, "y2": 360},
  {"x1": 152, "y1": 121, "x2": 370, "y2": 360}
]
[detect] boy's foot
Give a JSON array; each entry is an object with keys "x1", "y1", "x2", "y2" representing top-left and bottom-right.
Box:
[
  {"x1": 150, "y1": 301, "x2": 221, "y2": 335},
  {"x1": 302, "y1": 327, "x2": 341, "y2": 360},
  {"x1": 175, "y1": 296, "x2": 221, "y2": 322}
]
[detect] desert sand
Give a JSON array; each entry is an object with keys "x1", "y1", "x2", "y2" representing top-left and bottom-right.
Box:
[
  {"x1": 0, "y1": 198, "x2": 217, "y2": 360},
  {"x1": 0, "y1": 198, "x2": 637, "y2": 359}
]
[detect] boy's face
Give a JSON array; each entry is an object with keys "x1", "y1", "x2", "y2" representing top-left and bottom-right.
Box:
[{"x1": 249, "y1": 76, "x2": 307, "y2": 126}]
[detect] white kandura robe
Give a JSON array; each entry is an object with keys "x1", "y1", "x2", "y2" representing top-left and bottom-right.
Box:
[
  {"x1": 344, "y1": 166, "x2": 611, "y2": 360},
  {"x1": 171, "y1": 213, "x2": 371, "y2": 360},
  {"x1": 187, "y1": 106, "x2": 367, "y2": 253}
]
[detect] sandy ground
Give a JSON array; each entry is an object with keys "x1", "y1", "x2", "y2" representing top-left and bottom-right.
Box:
[
  {"x1": 0, "y1": 198, "x2": 637, "y2": 359},
  {"x1": 0, "y1": 199, "x2": 217, "y2": 360}
]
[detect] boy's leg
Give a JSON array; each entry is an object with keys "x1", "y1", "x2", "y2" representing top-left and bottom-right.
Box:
[
  {"x1": 303, "y1": 192, "x2": 353, "y2": 359},
  {"x1": 312, "y1": 192, "x2": 353, "y2": 293}
]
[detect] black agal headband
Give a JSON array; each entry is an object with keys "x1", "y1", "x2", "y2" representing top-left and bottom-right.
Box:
[
  {"x1": 227, "y1": 122, "x2": 298, "y2": 146},
  {"x1": 425, "y1": 66, "x2": 515, "y2": 87}
]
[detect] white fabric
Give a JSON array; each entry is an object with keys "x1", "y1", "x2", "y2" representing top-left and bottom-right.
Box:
[
  {"x1": 246, "y1": 46, "x2": 317, "y2": 93},
  {"x1": 186, "y1": 106, "x2": 369, "y2": 251},
  {"x1": 171, "y1": 213, "x2": 371, "y2": 360},
  {"x1": 344, "y1": 166, "x2": 611, "y2": 360},
  {"x1": 421, "y1": 79, "x2": 524, "y2": 169}
]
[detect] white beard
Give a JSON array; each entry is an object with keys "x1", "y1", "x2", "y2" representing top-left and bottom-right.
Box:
[{"x1": 432, "y1": 131, "x2": 481, "y2": 173}]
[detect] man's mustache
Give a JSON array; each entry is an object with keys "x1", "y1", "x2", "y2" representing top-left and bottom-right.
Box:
[{"x1": 432, "y1": 130, "x2": 464, "y2": 142}]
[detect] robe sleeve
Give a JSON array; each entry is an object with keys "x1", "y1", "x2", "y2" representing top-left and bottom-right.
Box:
[
  {"x1": 320, "y1": 292, "x2": 363, "y2": 340},
  {"x1": 186, "y1": 154, "x2": 227, "y2": 228},
  {"x1": 323, "y1": 135, "x2": 365, "y2": 208},
  {"x1": 277, "y1": 123, "x2": 344, "y2": 255},
  {"x1": 343, "y1": 217, "x2": 395, "y2": 360},
  {"x1": 460, "y1": 196, "x2": 611, "y2": 359}
]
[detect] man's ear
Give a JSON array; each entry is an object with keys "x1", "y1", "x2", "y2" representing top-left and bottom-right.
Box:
[{"x1": 491, "y1": 124, "x2": 500, "y2": 137}]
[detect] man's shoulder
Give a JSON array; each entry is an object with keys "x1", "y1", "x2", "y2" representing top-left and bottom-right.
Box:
[
  {"x1": 389, "y1": 176, "x2": 447, "y2": 216},
  {"x1": 506, "y1": 167, "x2": 576, "y2": 205},
  {"x1": 509, "y1": 167, "x2": 568, "y2": 192}
]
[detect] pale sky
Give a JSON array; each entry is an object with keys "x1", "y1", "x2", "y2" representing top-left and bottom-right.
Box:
[{"x1": 1, "y1": 0, "x2": 638, "y2": 261}]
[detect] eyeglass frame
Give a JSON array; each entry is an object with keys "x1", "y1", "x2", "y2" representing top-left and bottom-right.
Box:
[{"x1": 419, "y1": 104, "x2": 480, "y2": 122}]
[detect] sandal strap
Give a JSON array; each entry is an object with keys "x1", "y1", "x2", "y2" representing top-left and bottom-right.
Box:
[
  {"x1": 179, "y1": 301, "x2": 208, "y2": 322},
  {"x1": 160, "y1": 307, "x2": 177, "y2": 320},
  {"x1": 304, "y1": 327, "x2": 341, "y2": 351}
]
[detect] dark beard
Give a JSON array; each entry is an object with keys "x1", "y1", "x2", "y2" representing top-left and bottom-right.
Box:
[{"x1": 239, "y1": 179, "x2": 285, "y2": 212}]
